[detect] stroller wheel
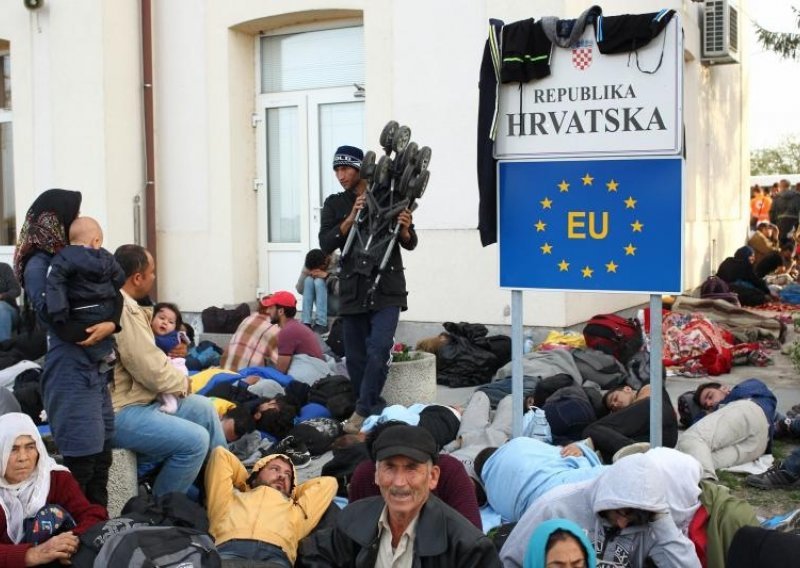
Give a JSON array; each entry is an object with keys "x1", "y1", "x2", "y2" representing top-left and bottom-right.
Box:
[
  {"x1": 375, "y1": 155, "x2": 392, "y2": 188},
  {"x1": 394, "y1": 142, "x2": 417, "y2": 180},
  {"x1": 415, "y1": 146, "x2": 432, "y2": 173},
  {"x1": 409, "y1": 169, "x2": 430, "y2": 200},
  {"x1": 379, "y1": 121, "x2": 399, "y2": 153},
  {"x1": 393, "y1": 125, "x2": 412, "y2": 154},
  {"x1": 361, "y1": 151, "x2": 376, "y2": 182},
  {"x1": 398, "y1": 164, "x2": 415, "y2": 199}
]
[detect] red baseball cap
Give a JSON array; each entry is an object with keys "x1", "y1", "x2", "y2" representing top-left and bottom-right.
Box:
[{"x1": 260, "y1": 291, "x2": 297, "y2": 308}]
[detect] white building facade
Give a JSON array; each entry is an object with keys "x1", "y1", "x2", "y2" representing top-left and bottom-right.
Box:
[{"x1": 0, "y1": 0, "x2": 749, "y2": 328}]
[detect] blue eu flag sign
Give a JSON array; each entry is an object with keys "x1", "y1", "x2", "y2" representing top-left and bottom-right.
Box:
[{"x1": 499, "y1": 157, "x2": 683, "y2": 293}]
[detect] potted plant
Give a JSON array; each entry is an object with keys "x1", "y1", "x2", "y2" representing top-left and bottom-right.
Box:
[{"x1": 382, "y1": 343, "x2": 437, "y2": 406}]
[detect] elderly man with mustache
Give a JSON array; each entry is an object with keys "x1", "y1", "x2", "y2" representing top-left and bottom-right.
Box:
[{"x1": 298, "y1": 424, "x2": 500, "y2": 567}]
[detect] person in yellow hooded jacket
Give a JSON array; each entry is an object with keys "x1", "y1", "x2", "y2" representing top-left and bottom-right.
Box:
[{"x1": 205, "y1": 446, "x2": 336, "y2": 566}]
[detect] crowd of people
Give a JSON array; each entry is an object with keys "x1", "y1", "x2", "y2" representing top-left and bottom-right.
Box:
[
  {"x1": 3, "y1": 158, "x2": 800, "y2": 567},
  {"x1": 708, "y1": 180, "x2": 800, "y2": 307}
]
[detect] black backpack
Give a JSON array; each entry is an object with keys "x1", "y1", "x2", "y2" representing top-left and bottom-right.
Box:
[
  {"x1": 201, "y1": 303, "x2": 250, "y2": 334},
  {"x1": 308, "y1": 375, "x2": 355, "y2": 421},
  {"x1": 13, "y1": 368, "x2": 44, "y2": 425},
  {"x1": 92, "y1": 525, "x2": 220, "y2": 567},
  {"x1": 325, "y1": 318, "x2": 345, "y2": 358},
  {"x1": 677, "y1": 389, "x2": 705, "y2": 428},
  {"x1": 121, "y1": 492, "x2": 210, "y2": 533},
  {"x1": 72, "y1": 493, "x2": 214, "y2": 568},
  {"x1": 289, "y1": 417, "x2": 343, "y2": 456}
]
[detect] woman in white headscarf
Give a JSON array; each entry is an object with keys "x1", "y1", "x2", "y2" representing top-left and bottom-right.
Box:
[{"x1": 0, "y1": 413, "x2": 106, "y2": 566}]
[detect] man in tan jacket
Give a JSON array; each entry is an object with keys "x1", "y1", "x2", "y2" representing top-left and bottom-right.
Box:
[
  {"x1": 748, "y1": 221, "x2": 778, "y2": 265},
  {"x1": 205, "y1": 446, "x2": 337, "y2": 565},
  {"x1": 110, "y1": 244, "x2": 225, "y2": 496}
]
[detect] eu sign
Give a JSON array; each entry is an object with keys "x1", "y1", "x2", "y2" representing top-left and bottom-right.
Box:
[{"x1": 498, "y1": 157, "x2": 683, "y2": 293}]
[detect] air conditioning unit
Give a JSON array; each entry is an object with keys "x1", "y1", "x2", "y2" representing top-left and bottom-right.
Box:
[{"x1": 701, "y1": 0, "x2": 740, "y2": 64}]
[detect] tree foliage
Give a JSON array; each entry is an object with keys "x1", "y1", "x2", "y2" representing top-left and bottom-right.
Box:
[
  {"x1": 751, "y1": 136, "x2": 800, "y2": 175},
  {"x1": 755, "y1": 6, "x2": 800, "y2": 60}
]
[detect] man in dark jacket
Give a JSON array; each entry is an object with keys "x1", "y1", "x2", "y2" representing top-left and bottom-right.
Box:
[
  {"x1": 297, "y1": 425, "x2": 500, "y2": 567},
  {"x1": 319, "y1": 145, "x2": 417, "y2": 434},
  {"x1": 770, "y1": 181, "x2": 800, "y2": 237}
]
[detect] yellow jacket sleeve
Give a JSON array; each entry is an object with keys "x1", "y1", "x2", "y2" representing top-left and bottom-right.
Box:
[
  {"x1": 205, "y1": 446, "x2": 249, "y2": 527},
  {"x1": 293, "y1": 476, "x2": 338, "y2": 540}
]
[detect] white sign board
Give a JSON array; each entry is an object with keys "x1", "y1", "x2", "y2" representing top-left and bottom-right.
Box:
[{"x1": 495, "y1": 16, "x2": 682, "y2": 160}]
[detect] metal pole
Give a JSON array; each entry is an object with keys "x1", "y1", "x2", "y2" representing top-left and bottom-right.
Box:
[
  {"x1": 649, "y1": 294, "x2": 664, "y2": 447},
  {"x1": 511, "y1": 290, "x2": 524, "y2": 438}
]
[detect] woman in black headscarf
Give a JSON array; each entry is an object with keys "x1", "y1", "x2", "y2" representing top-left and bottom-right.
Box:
[
  {"x1": 13, "y1": 189, "x2": 82, "y2": 287},
  {"x1": 13, "y1": 189, "x2": 116, "y2": 509},
  {"x1": 715, "y1": 246, "x2": 773, "y2": 306}
]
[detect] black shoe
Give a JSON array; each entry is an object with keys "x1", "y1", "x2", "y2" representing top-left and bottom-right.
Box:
[
  {"x1": 273, "y1": 435, "x2": 311, "y2": 469},
  {"x1": 312, "y1": 324, "x2": 329, "y2": 334},
  {"x1": 775, "y1": 416, "x2": 793, "y2": 438},
  {"x1": 746, "y1": 463, "x2": 800, "y2": 490}
]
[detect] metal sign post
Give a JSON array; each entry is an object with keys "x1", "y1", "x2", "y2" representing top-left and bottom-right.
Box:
[
  {"x1": 648, "y1": 294, "x2": 664, "y2": 447},
  {"x1": 511, "y1": 290, "x2": 524, "y2": 438}
]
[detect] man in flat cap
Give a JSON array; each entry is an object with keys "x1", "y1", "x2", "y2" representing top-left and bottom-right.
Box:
[{"x1": 298, "y1": 424, "x2": 500, "y2": 567}]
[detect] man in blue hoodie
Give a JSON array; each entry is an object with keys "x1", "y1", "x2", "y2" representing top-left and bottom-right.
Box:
[
  {"x1": 476, "y1": 437, "x2": 604, "y2": 523},
  {"x1": 677, "y1": 378, "x2": 776, "y2": 480}
]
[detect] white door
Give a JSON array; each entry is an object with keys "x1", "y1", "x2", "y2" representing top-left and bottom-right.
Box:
[
  {"x1": 309, "y1": 91, "x2": 365, "y2": 243},
  {"x1": 256, "y1": 24, "x2": 365, "y2": 300},
  {"x1": 256, "y1": 90, "x2": 364, "y2": 299}
]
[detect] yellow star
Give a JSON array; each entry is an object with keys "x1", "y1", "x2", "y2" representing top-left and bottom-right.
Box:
[
  {"x1": 540, "y1": 242, "x2": 553, "y2": 254},
  {"x1": 582, "y1": 173, "x2": 594, "y2": 186},
  {"x1": 624, "y1": 243, "x2": 637, "y2": 256},
  {"x1": 624, "y1": 196, "x2": 637, "y2": 209},
  {"x1": 558, "y1": 180, "x2": 570, "y2": 192},
  {"x1": 605, "y1": 260, "x2": 618, "y2": 273},
  {"x1": 540, "y1": 197, "x2": 553, "y2": 209},
  {"x1": 606, "y1": 179, "x2": 619, "y2": 192},
  {"x1": 535, "y1": 220, "x2": 547, "y2": 232},
  {"x1": 558, "y1": 259, "x2": 569, "y2": 271},
  {"x1": 581, "y1": 266, "x2": 594, "y2": 278},
  {"x1": 631, "y1": 220, "x2": 644, "y2": 232}
]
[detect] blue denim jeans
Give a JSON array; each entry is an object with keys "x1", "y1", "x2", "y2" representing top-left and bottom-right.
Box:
[
  {"x1": 302, "y1": 276, "x2": 328, "y2": 326},
  {"x1": 0, "y1": 301, "x2": 18, "y2": 342},
  {"x1": 784, "y1": 447, "x2": 800, "y2": 477},
  {"x1": 343, "y1": 306, "x2": 400, "y2": 417},
  {"x1": 112, "y1": 394, "x2": 226, "y2": 496},
  {"x1": 218, "y1": 539, "x2": 291, "y2": 567}
]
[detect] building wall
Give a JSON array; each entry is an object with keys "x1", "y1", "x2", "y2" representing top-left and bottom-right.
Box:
[
  {"x1": 0, "y1": 0, "x2": 748, "y2": 328},
  {"x1": 0, "y1": 0, "x2": 144, "y2": 253}
]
